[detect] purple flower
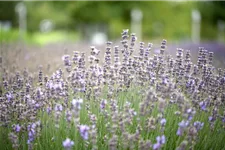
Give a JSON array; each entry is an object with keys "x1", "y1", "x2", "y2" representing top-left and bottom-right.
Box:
[
  {"x1": 71, "y1": 98, "x2": 83, "y2": 110},
  {"x1": 46, "y1": 81, "x2": 54, "y2": 89},
  {"x1": 27, "y1": 129, "x2": 36, "y2": 144},
  {"x1": 90, "y1": 46, "x2": 100, "y2": 55},
  {"x1": 153, "y1": 135, "x2": 166, "y2": 150},
  {"x1": 14, "y1": 124, "x2": 21, "y2": 133},
  {"x1": 188, "y1": 115, "x2": 193, "y2": 121},
  {"x1": 79, "y1": 125, "x2": 90, "y2": 140},
  {"x1": 222, "y1": 117, "x2": 225, "y2": 123},
  {"x1": 100, "y1": 99, "x2": 107, "y2": 110},
  {"x1": 36, "y1": 120, "x2": 41, "y2": 126},
  {"x1": 6, "y1": 92, "x2": 13, "y2": 101},
  {"x1": 54, "y1": 82, "x2": 63, "y2": 90},
  {"x1": 129, "y1": 109, "x2": 137, "y2": 116},
  {"x1": 46, "y1": 107, "x2": 52, "y2": 114},
  {"x1": 199, "y1": 101, "x2": 207, "y2": 110},
  {"x1": 80, "y1": 87, "x2": 86, "y2": 92},
  {"x1": 62, "y1": 55, "x2": 69, "y2": 61},
  {"x1": 186, "y1": 108, "x2": 192, "y2": 113},
  {"x1": 63, "y1": 138, "x2": 74, "y2": 150},
  {"x1": 160, "y1": 118, "x2": 166, "y2": 126},
  {"x1": 177, "y1": 120, "x2": 189, "y2": 136},
  {"x1": 37, "y1": 88, "x2": 43, "y2": 98},
  {"x1": 153, "y1": 143, "x2": 161, "y2": 150},
  {"x1": 35, "y1": 103, "x2": 40, "y2": 109},
  {"x1": 158, "y1": 135, "x2": 166, "y2": 144},
  {"x1": 208, "y1": 116, "x2": 213, "y2": 122},
  {"x1": 131, "y1": 35, "x2": 137, "y2": 42},
  {"x1": 62, "y1": 55, "x2": 71, "y2": 66},
  {"x1": 179, "y1": 120, "x2": 189, "y2": 128},
  {"x1": 194, "y1": 121, "x2": 204, "y2": 131},
  {"x1": 55, "y1": 104, "x2": 63, "y2": 112},
  {"x1": 186, "y1": 108, "x2": 195, "y2": 120},
  {"x1": 66, "y1": 110, "x2": 72, "y2": 122},
  {"x1": 176, "y1": 128, "x2": 182, "y2": 136}
]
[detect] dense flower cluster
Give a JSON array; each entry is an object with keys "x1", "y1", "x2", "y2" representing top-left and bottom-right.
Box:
[{"x1": 0, "y1": 29, "x2": 225, "y2": 150}]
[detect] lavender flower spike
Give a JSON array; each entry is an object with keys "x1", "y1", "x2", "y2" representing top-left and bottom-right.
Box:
[
  {"x1": 177, "y1": 120, "x2": 189, "y2": 136},
  {"x1": 100, "y1": 99, "x2": 107, "y2": 110},
  {"x1": 63, "y1": 138, "x2": 74, "y2": 150},
  {"x1": 153, "y1": 135, "x2": 166, "y2": 150},
  {"x1": 79, "y1": 125, "x2": 90, "y2": 140}
]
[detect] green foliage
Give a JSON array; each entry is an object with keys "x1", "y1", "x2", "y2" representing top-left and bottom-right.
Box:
[
  {"x1": 0, "y1": 1, "x2": 225, "y2": 41},
  {"x1": 69, "y1": 1, "x2": 195, "y2": 40},
  {"x1": 198, "y1": 1, "x2": 225, "y2": 40},
  {"x1": 0, "y1": 28, "x2": 79, "y2": 46},
  {"x1": 25, "y1": 1, "x2": 73, "y2": 32},
  {"x1": 141, "y1": 2, "x2": 193, "y2": 40},
  {"x1": 0, "y1": 1, "x2": 17, "y2": 26},
  {"x1": 31, "y1": 31, "x2": 80, "y2": 46},
  {"x1": 0, "y1": 29, "x2": 20, "y2": 43}
]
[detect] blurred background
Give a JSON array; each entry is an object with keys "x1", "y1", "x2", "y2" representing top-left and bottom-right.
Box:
[
  {"x1": 0, "y1": 1, "x2": 225, "y2": 71},
  {"x1": 1, "y1": 1, "x2": 225, "y2": 45}
]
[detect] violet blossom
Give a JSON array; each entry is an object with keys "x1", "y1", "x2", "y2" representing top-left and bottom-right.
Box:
[
  {"x1": 62, "y1": 138, "x2": 74, "y2": 150},
  {"x1": 79, "y1": 125, "x2": 90, "y2": 140},
  {"x1": 153, "y1": 135, "x2": 166, "y2": 150}
]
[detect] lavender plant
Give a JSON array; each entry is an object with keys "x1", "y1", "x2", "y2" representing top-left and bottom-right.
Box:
[{"x1": 0, "y1": 29, "x2": 225, "y2": 150}]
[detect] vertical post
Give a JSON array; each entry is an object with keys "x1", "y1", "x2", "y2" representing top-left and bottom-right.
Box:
[
  {"x1": 218, "y1": 20, "x2": 225, "y2": 42},
  {"x1": 192, "y1": 9, "x2": 201, "y2": 44},
  {"x1": 131, "y1": 9, "x2": 143, "y2": 41},
  {"x1": 15, "y1": 2, "x2": 27, "y2": 41}
]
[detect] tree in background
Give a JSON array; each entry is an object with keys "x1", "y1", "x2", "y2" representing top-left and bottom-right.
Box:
[
  {"x1": 0, "y1": 1, "x2": 17, "y2": 26},
  {"x1": 198, "y1": 1, "x2": 225, "y2": 40}
]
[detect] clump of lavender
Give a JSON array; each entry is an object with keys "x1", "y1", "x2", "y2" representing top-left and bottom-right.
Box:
[{"x1": 1, "y1": 28, "x2": 225, "y2": 150}]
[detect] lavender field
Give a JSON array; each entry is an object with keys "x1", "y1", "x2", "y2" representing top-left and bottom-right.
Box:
[{"x1": 0, "y1": 30, "x2": 225, "y2": 150}]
